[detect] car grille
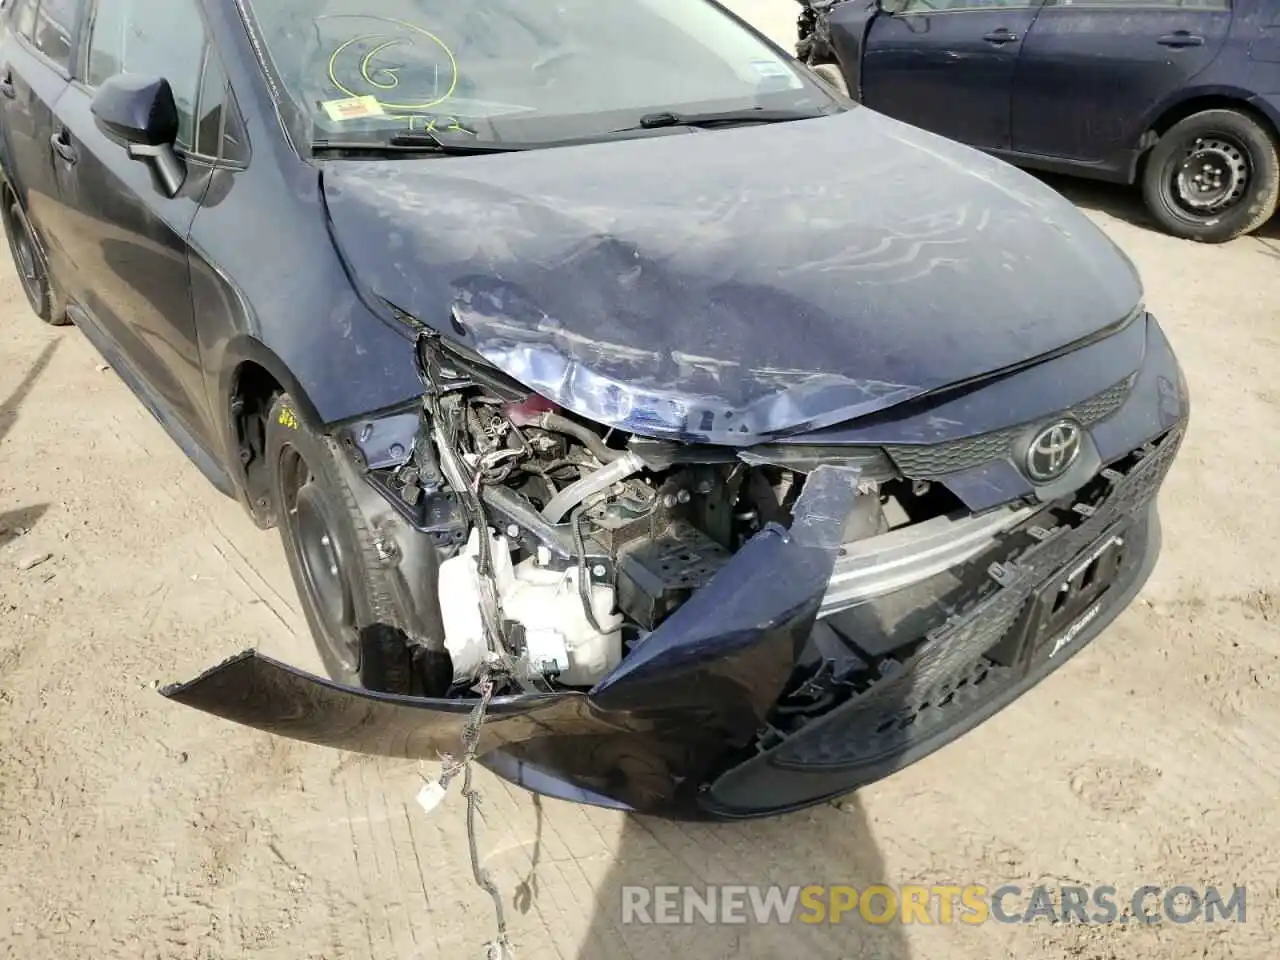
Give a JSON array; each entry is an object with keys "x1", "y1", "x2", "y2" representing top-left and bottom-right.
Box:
[
  {"x1": 771, "y1": 423, "x2": 1182, "y2": 769},
  {"x1": 884, "y1": 377, "x2": 1133, "y2": 479}
]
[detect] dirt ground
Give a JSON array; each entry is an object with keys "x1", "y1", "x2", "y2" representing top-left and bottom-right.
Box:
[{"x1": 3, "y1": 6, "x2": 1280, "y2": 959}]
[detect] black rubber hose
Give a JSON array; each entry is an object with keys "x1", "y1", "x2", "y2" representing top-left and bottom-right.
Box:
[
  {"x1": 571, "y1": 502, "x2": 606, "y2": 634},
  {"x1": 478, "y1": 486, "x2": 574, "y2": 559},
  {"x1": 533, "y1": 412, "x2": 625, "y2": 463}
]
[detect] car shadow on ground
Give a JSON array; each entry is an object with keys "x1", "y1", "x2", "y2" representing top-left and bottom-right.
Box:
[
  {"x1": 1031, "y1": 171, "x2": 1280, "y2": 246},
  {"x1": 0, "y1": 338, "x2": 60, "y2": 546},
  {"x1": 0, "y1": 505, "x2": 49, "y2": 548},
  {"x1": 0, "y1": 337, "x2": 60, "y2": 447},
  {"x1": 575, "y1": 796, "x2": 910, "y2": 960}
]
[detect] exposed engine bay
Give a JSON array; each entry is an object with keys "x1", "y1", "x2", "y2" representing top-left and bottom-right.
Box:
[
  {"x1": 795, "y1": 0, "x2": 847, "y2": 67},
  {"x1": 372, "y1": 334, "x2": 973, "y2": 697}
]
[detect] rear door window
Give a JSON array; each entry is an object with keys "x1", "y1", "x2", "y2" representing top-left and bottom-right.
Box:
[
  {"x1": 12, "y1": 0, "x2": 37, "y2": 41},
  {"x1": 30, "y1": 0, "x2": 81, "y2": 71}
]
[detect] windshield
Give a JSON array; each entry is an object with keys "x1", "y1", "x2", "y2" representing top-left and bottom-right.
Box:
[{"x1": 241, "y1": 0, "x2": 835, "y2": 149}]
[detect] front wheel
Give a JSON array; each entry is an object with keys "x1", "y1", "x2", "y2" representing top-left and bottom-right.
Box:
[
  {"x1": 1141, "y1": 109, "x2": 1280, "y2": 243},
  {"x1": 265, "y1": 392, "x2": 417, "y2": 693}
]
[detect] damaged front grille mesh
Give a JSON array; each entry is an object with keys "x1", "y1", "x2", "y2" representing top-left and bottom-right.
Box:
[
  {"x1": 770, "y1": 581, "x2": 1028, "y2": 769},
  {"x1": 773, "y1": 425, "x2": 1182, "y2": 769},
  {"x1": 885, "y1": 377, "x2": 1134, "y2": 479},
  {"x1": 871, "y1": 656, "x2": 1015, "y2": 739}
]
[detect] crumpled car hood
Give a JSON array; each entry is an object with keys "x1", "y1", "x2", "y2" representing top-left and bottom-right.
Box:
[{"x1": 322, "y1": 107, "x2": 1142, "y2": 445}]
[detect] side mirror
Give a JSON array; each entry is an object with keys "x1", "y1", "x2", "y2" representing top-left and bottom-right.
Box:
[{"x1": 90, "y1": 74, "x2": 186, "y2": 198}]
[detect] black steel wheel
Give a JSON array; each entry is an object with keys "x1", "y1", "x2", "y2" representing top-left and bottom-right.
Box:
[
  {"x1": 265, "y1": 393, "x2": 416, "y2": 692},
  {"x1": 3, "y1": 200, "x2": 66, "y2": 324},
  {"x1": 1142, "y1": 109, "x2": 1280, "y2": 243},
  {"x1": 278, "y1": 442, "x2": 362, "y2": 676}
]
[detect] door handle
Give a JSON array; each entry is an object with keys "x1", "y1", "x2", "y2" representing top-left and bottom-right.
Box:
[
  {"x1": 0, "y1": 70, "x2": 14, "y2": 100},
  {"x1": 50, "y1": 129, "x2": 77, "y2": 164},
  {"x1": 982, "y1": 29, "x2": 1020, "y2": 45},
  {"x1": 1157, "y1": 31, "x2": 1205, "y2": 47}
]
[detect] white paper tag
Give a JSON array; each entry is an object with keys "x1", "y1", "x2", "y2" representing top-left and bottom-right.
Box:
[
  {"x1": 416, "y1": 780, "x2": 447, "y2": 815},
  {"x1": 750, "y1": 58, "x2": 791, "y2": 79}
]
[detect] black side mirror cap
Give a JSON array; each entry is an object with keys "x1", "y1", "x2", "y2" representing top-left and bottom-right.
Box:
[
  {"x1": 90, "y1": 74, "x2": 186, "y2": 197},
  {"x1": 90, "y1": 73, "x2": 180, "y2": 146}
]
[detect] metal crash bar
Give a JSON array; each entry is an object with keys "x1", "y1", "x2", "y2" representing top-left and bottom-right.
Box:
[{"x1": 819, "y1": 504, "x2": 1035, "y2": 618}]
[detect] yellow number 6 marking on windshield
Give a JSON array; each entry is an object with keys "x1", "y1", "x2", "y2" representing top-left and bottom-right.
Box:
[
  {"x1": 361, "y1": 39, "x2": 407, "y2": 90},
  {"x1": 327, "y1": 18, "x2": 458, "y2": 112}
]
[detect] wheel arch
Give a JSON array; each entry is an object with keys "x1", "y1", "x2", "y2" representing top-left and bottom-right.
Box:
[
  {"x1": 218, "y1": 337, "x2": 325, "y2": 528},
  {"x1": 0, "y1": 159, "x2": 20, "y2": 212},
  {"x1": 0, "y1": 179, "x2": 25, "y2": 247},
  {"x1": 1, "y1": 175, "x2": 39, "y2": 247},
  {"x1": 1139, "y1": 89, "x2": 1280, "y2": 176},
  {"x1": 1, "y1": 175, "x2": 68, "y2": 322}
]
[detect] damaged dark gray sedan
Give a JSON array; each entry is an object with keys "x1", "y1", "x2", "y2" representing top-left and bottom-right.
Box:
[{"x1": 2, "y1": 0, "x2": 1187, "y2": 819}]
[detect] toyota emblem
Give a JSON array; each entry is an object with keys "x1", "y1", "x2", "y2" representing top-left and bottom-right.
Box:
[{"x1": 1025, "y1": 420, "x2": 1082, "y2": 482}]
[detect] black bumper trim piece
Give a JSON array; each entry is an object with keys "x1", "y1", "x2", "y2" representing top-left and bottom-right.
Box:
[{"x1": 697, "y1": 424, "x2": 1182, "y2": 818}]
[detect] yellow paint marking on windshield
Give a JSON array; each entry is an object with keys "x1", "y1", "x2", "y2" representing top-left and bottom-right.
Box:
[
  {"x1": 361, "y1": 39, "x2": 406, "y2": 90},
  {"x1": 327, "y1": 19, "x2": 458, "y2": 112},
  {"x1": 385, "y1": 112, "x2": 476, "y2": 136}
]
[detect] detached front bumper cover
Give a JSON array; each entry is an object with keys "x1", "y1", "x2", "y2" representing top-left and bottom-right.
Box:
[
  {"x1": 164, "y1": 426, "x2": 1181, "y2": 819},
  {"x1": 163, "y1": 465, "x2": 863, "y2": 814}
]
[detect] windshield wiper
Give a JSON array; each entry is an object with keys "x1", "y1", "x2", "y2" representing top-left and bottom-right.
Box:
[
  {"x1": 620, "y1": 107, "x2": 826, "y2": 132},
  {"x1": 310, "y1": 131, "x2": 528, "y2": 157},
  {"x1": 311, "y1": 109, "x2": 827, "y2": 158}
]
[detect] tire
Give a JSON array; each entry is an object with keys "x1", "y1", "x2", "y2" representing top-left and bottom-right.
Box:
[
  {"x1": 265, "y1": 392, "x2": 417, "y2": 693},
  {"x1": 1141, "y1": 108, "x2": 1280, "y2": 243},
  {"x1": 2, "y1": 200, "x2": 67, "y2": 324}
]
